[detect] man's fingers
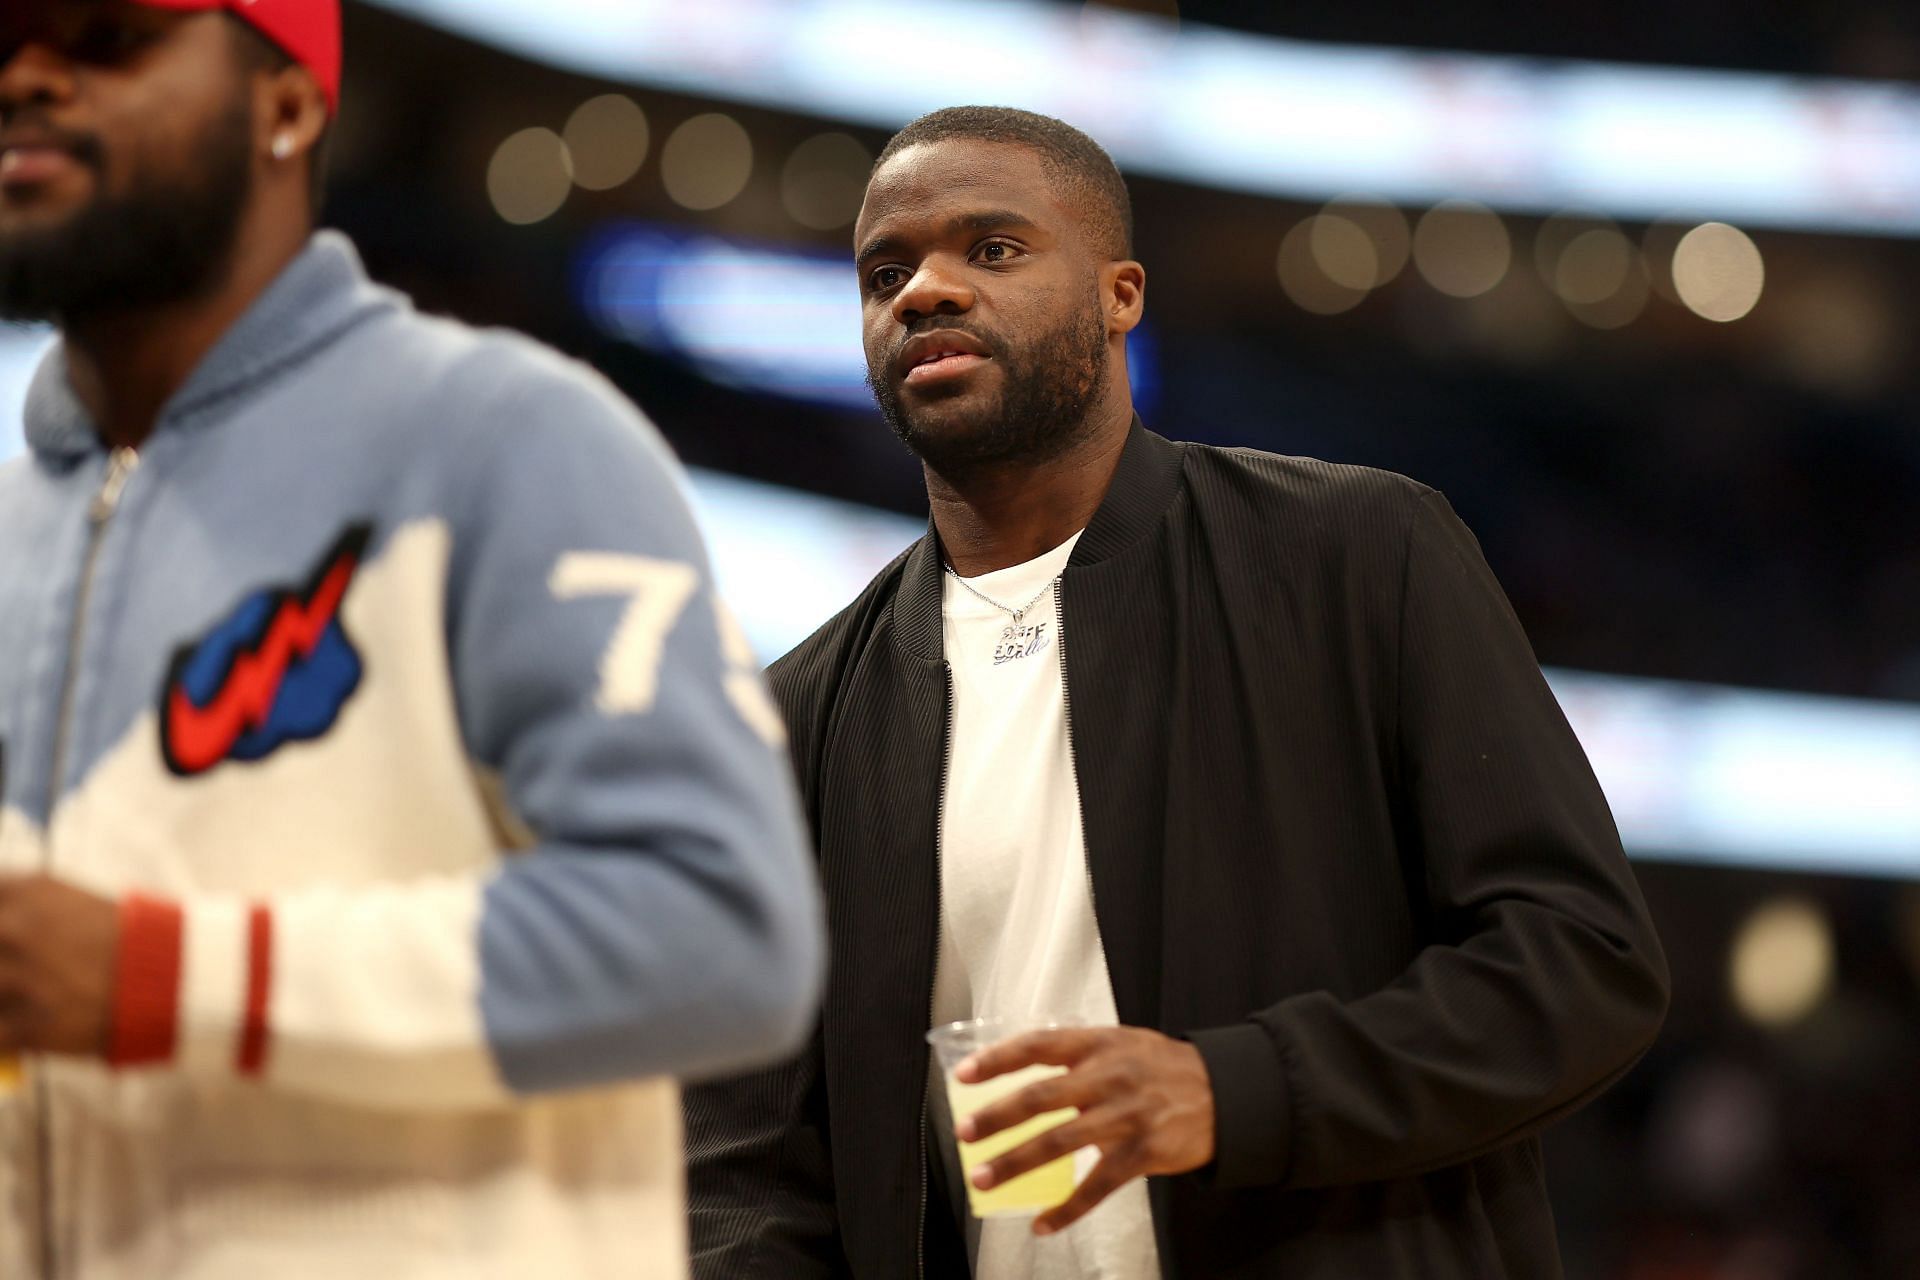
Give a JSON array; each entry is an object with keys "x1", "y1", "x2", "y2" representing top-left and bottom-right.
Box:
[
  {"x1": 1033, "y1": 1150, "x2": 1136, "y2": 1236},
  {"x1": 956, "y1": 1027, "x2": 1103, "y2": 1084},
  {"x1": 0, "y1": 982, "x2": 32, "y2": 1052},
  {"x1": 957, "y1": 1068, "x2": 1100, "y2": 1142},
  {"x1": 0, "y1": 875, "x2": 57, "y2": 956},
  {"x1": 971, "y1": 1112, "x2": 1107, "y2": 1189}
]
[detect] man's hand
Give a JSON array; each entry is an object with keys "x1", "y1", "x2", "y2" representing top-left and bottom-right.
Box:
[
  {"x1": 954, "y1": 1025, "x2": 1215, "y2": 1235},
  {"x1": 0, "y1": 875, "x2": 120, "y2": 1057}
]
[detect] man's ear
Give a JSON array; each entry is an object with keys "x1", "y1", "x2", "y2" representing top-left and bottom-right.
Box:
[
  {"x1": 255, "y1": 62, "x2": 327, "y2": 167},
  {"x1": 1103, "y1": 259, "x2": 1147, "y2": 337}
]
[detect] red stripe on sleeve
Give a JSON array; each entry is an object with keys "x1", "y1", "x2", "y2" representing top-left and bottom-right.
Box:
[
  {"x1": 236, "y1": 904, "x2": 273, "y2": 1076},
  {"x1": 108, "y1": 895, "x2": 184, "y2": 1068}
]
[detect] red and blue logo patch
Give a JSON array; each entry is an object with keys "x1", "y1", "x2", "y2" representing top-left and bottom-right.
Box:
[{"x1": 159, "y1": 525, "x2": 371, "y2": 778}]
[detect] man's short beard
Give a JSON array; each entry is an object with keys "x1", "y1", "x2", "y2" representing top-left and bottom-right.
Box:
[
  {"x1": 867, "y1": 292, "x2": 1111, "y2": 477},
  {"x1": 0, "y1": 99, "x2": 255, "y2": 325}
]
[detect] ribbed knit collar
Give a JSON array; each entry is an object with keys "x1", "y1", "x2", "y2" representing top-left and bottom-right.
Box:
[
  {"x1": 894, "y1": 417, "x2": 1187, "y2": 661},
  {"x1": 24, "y1": 230, "x2": 390, "y2": 463}
]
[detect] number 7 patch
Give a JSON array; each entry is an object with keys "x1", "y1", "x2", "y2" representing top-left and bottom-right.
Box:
[{"x1": 549, "y1": 553, "x2": 699, "y2": 716}]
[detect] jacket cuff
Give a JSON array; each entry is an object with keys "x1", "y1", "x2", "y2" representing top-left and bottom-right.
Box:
[
  {"x1": 175, "y1": 898, "x2": 276, "y2": 1078},
  {"x1": 108, "y1": 894, "x2": 184, "y2": 1068},
  {"x1": 1185, "y1": 1021, "x2": 1293, "y2": 1189}
]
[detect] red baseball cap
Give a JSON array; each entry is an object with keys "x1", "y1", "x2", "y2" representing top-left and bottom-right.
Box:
[{"x1": 132, "y1": 0, "x2": 340, "y2": 115}]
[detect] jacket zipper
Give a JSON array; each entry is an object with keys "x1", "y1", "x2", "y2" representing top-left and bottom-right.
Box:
[
  {"x1": 918, "y1": 662, "x2": 954, "y2": 1280},
  {"x1": 1054, "y1": 584, "x2": 1101, "y2": 939},
  {"x1": 36, "y1": 445, "x2": 139, "y2": 1280},
  {"x1": 44, "y1": 447, "x2": 139, "y2": 846},
  {"x1": 919, "y1": 575, "x2": 1070, "y2": 1274}
]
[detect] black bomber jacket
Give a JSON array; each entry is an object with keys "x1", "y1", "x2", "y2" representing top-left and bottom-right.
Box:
[{"x1": 686, "y1": 421, "x2": 1669, "y2": 1279}]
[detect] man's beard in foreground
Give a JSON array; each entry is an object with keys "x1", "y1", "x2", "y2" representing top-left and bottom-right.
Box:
[
  {"x1": 867, "y1": 297, "x2": 1111, "y2": 478},
  {"x1": 0, "y1": 101, "x2": 255, "y2": 325}
]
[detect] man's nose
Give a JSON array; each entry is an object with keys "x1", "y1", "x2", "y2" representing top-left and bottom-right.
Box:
[
  {"x1": 0, "y1": 42, "x2": 78, "y2": 120},
  {"x1": 891, "y1": 256, "x2": 975, "y2": 325}
]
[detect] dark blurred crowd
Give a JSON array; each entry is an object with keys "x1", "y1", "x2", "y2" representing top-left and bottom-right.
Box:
[{"x1": 1549, "y1": 869, "x2": 1920, "y2": 1280}]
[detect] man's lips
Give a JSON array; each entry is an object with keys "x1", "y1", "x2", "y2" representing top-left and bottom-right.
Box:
[
  {"x1": 897, "y1": 330, "x2": 993, "y2": 387},
  {"x1": 0, "y1": 146, "x2": 83, "y2": 189},
  {"x1": 903, "y1": 351, "x2": 990, "y2": 387}
]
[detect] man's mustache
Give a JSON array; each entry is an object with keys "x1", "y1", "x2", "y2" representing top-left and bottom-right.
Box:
[
  {"x1": 0, "y1": 115, "x2": 105, "y2": 171},
  {"x1": 887, "y1": 317, "x2": 996, "y2": 370}
]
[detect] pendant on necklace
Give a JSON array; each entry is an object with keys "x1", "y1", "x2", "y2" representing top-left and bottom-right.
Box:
[{"x1": 991, "y1": 617, "x2": 1050, "y2": 665}]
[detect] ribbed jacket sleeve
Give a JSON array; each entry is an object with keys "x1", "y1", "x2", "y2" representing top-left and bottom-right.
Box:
[
  {"x1": 1191, "y1": 489, "x2": 1669, "y2": 1189},
  {"x1": 684, "y1": 601, "x2": 887, "y2": 1279},
  {"x1": 684, "y1": 1027, "x2": 846, "y2": 1279}
]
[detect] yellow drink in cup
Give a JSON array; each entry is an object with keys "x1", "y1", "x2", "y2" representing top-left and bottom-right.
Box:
[
  {"x1": 946, "y1": 1064, "x2": 1078, "y2": 1216},
  {"x1": 928, "y1": 1018, "x2": 1081, "y2": 1218},
  {"x1": 0, "y1": 1057, "x2": 21, "y2": 1094}
]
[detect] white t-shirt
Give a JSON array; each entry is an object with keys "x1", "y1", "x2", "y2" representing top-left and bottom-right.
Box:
[{"x1": 931, "y1": 530, "x2": 1162, "y2": 1280}]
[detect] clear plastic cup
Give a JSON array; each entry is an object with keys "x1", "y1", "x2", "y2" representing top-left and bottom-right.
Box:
[{"x1": 926, "y1": 1017, "x2": 1080, "y2": 1218}]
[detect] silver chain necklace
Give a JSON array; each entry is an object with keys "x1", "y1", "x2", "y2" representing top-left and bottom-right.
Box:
[
  {"x1": 944, "y1": 567, "x2": 1059, "y2": 666},
  {"x1": 944, "y1": 567, "x2": 1056, "y2": 624}
]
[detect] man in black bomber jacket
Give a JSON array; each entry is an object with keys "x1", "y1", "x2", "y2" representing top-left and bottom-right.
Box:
[{"x1": 686, "y1": 105, "x2": 1668, "y2": 1280}]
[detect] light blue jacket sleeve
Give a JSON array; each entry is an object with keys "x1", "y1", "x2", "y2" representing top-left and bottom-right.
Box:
[{"x1": 446, "y1": 352, "x2": 825, "y2": 1092}]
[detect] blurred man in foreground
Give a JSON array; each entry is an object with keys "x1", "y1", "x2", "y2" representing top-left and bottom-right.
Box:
[
  {"x1": 0, "y1": 2, "x2": 823, "y2": 1275},
  {"x1": 687, "y1": 106, "x2": 1669, "y2": 1279}
]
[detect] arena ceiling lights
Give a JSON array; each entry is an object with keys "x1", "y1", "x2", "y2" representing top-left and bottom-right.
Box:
[{"x1": 367, "y1": 0, "x2": 1920, "y2": 237}]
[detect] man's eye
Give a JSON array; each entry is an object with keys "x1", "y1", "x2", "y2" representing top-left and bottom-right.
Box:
[
  {"x1": 69, "y1": 21, "x2": 152, "y2": 65},
  {"x1": 869, "y1": 266, "x2": 906, "y2": 291},
  {"x1": 976, "y1": 242, "x2": 1016, "y2": 264}
]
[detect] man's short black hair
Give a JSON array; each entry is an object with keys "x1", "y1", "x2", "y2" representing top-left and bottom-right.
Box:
[
  {"x1": 225, "y1": 15, "x2": 331, "y2": 224},
  {"x1": 873, "y1": 106, "x2": 1134, "y2": 260}
]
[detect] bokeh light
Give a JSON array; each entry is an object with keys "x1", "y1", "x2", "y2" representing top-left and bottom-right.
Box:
[
  {"x1": 781, "y1": 133, "x2": 873, "y2": 231},
  {"x1": 1308, "y1": 214, "x2": 1379, "y2": 291},
  {"x1": 1646, "y1": 1062, "x2": 1779, "y2": 1207},
  {"x1": 1555, "y1": 228, "x2": 1634, "y2": 305},
  {"x1": 1323, "y1": 197, "x2": 1411, "y2": 285},
  {"x1": 1767, "y1": 268, "x2": 1896, "y2": 395},
  {"x1": 1672, "y1": 222, "x2": 1765, "y2": 322},
  {"x1": 487, "y1": 127, "x2": 573, "y2": 226},
  {"x1": 1278, "y1": 215, "x2": 1369, "y2": 314},
  {"x1": 1554, "y1": 227, "x2": 1649, "y2": 328},
  {"x1": 1531, "y1": 212, "x2": 1602, "y2": 285},
  {"x1": 1730, "y1": 897, "x2": 1835, "y2": 1028},
  {"x1": 1413, "y1": 201, "x2": 1511, "y2": 298},
  {"x1": 563, "y1": 95, "x2": 650, "y2": 192},
  {"x1": 1567, "y1": 263, "x2": 1649, "y2": 329},
  {"x1": 661, "y1": 113, "x2": 755, "y2": 211}
]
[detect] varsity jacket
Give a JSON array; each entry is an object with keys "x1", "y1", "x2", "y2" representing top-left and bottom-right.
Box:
[
  {"x1": 685, "y1": 422, "x2": 1670, "y2": 1279},
  {"x1": 0, "y1": 233, "x2": 824, "y2": 1279}
]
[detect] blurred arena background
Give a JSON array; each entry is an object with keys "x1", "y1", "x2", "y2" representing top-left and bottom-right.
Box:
[{"x1": 4, "y1": 2, "x2": 1918, "y2": 1275}]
